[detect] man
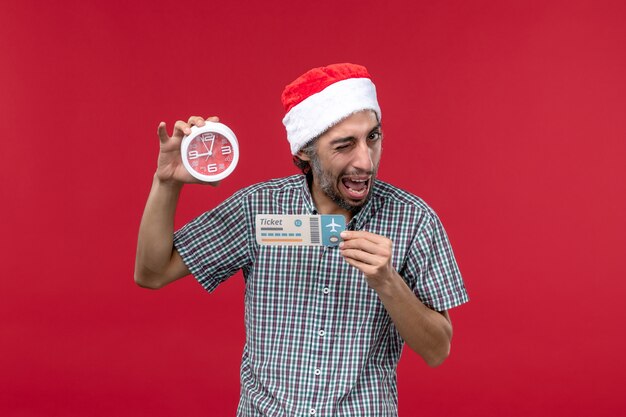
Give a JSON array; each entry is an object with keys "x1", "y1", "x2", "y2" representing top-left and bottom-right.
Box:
[{"x1": 135, "y1": 63, "x2": 468, "y2": 416}]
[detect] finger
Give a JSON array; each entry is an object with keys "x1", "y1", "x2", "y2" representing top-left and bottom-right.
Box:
[
  {"x1": 157, "y1": 122, "x2": 169, "y2": 144},
  {"x1": 340, "y1": 234, "x2": 392, "y2": 260},
  {"x1": 339, "y1": 237, "x2": 382, "y2": 256},
  {"x1": 341, "y1": 230, "x2": 386, "y2": 244},
  {"x1": 187, "y1": 116, "x2": 206, "y2": 127},
  {"x1": 173, "y1": 120, "x2": 191, "y2": 139},
  {"x1": 206, "y1": 115, "x2": 220, "y2": 123},
  {"x1": 340, "y1": 248, "x2": 381, "y2": 266}
]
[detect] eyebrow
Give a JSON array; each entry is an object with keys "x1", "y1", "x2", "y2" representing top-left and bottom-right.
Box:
[{"x1": 329, "y1": 123, "x2": 382, "y2": 146}]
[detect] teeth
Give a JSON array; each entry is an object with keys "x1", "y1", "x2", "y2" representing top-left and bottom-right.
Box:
[{"x1": 350, "y1": 188, "x2": 367, "y2": 196}]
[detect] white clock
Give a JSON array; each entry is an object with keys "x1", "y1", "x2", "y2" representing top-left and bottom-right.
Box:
[{"x1": 181, "y1": 121, "x2": 240, "y2": 182}]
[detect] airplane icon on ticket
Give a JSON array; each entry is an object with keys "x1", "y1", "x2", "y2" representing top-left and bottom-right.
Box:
[{"x1": 325, "y1": 218, "x2": 342, "y2": 233}]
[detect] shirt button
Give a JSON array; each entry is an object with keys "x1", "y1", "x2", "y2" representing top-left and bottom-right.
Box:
[
  {"x1": 318, "y1": 329, "x2": 325, "y2": 337},
  {"x1": 322, "y1": 287, "x2": 330, "y2": 294},
  {"x1": 314, "y1": 368, "x2": 321, "y2": 376},
  {"x1": 310, "y1": 408, "x2": 316, "y2": 415}
]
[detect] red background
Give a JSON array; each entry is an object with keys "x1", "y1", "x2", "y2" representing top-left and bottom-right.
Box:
[{"x1": 1, "y1": 0, "x2": 625, "y2": 416}]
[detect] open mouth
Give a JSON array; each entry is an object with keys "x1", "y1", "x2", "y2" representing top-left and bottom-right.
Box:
[{"x1": 340, "y1": 176, "x2": 371, "y2": 200}]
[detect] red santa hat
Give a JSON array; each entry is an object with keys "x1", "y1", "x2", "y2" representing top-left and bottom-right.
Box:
[{"x1": 281, "y1": 63, "x2": 381, "y2": 155}]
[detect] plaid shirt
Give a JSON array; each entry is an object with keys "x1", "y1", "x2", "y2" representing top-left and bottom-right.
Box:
[{"x1": 174, "y1": 174, "x2": 468, "y2": 417}]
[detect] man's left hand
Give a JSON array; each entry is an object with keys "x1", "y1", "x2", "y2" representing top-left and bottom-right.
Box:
[{"x1": 339, "y1": 230, "x2": 396, "y2": 289}]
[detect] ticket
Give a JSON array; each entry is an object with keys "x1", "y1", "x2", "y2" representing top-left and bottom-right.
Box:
[{"x1": 255, "y1": 214, "x2": 346, "y2": 247}]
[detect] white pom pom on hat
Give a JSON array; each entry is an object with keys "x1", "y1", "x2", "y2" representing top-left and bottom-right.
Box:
[{"x1": 281, "y1": 63, "x2": 381, "y2": 155}]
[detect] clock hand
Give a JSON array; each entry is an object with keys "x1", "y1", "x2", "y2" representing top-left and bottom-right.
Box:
[
  {"x1": 209, "y1": 137, "x2": 216, "y2": 155},
  {"x1": 202, "y1": 139, "x2": 210, "y2": 154},
  {"x1": 188, "y1": 151, "x2": 212, "y2": 159},
  {"x1": 204, "y1": 138, "x2": 215, "y2": 161}
]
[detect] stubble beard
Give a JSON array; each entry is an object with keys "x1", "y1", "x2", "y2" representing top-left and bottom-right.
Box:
[{"x1": 309, "y1": 154, "x2": 377, "y2": 215}]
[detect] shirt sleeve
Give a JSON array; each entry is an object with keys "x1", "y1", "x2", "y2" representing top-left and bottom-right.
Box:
[
  {"x1": 173, "y1": 191, "x2": 252, "y2": 293},
  {"x1": 404, "y1": 210, "x2": 469, "y2": 311}
]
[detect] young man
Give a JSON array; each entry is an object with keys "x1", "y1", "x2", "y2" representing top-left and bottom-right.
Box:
[{"x1": 135, "y1": 63, "x2": 468, "y2": 416}]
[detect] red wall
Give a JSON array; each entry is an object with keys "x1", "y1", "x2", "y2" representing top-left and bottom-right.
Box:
[{"x1": 1, "y1": 0, "x2": 625, "y2": 416}]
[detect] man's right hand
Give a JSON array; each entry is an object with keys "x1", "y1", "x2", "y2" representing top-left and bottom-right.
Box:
[
  {"x1": 155, "y1": 115, "x2": 221, "y2": 186},
  {"x1": 134, "y1": 115, "x2": 222, "y2": 290}
]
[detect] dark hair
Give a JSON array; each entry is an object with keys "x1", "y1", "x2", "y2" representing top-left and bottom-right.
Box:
[{"x1": 292, "y1": 138, "x2": 318, "y2": 174}]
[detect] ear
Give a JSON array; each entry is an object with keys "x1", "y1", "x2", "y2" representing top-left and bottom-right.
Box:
[{"x1": 297, "y1": 149, "x2": 311, "y2": 161}]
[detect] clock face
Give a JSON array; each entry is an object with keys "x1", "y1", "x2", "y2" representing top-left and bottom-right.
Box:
[{"x1": 181, "y1": 123, "x2": 239, "y2": 182}]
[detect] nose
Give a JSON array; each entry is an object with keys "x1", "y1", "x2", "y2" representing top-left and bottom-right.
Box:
[{"x1": 351, "y1": 140, "x2": 373, "y2": 173}]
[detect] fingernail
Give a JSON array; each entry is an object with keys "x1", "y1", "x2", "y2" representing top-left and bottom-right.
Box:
[
  {"x1": 340, "y1": 231, "x2": 348, "y2": 238},
  {"x1": 339, "y1": 242, "x2": 344, "y2": 248}
]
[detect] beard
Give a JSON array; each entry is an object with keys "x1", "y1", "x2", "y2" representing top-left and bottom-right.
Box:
[{"x1": 309, "y1": 154, "x2": 377, "y2": 215}]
